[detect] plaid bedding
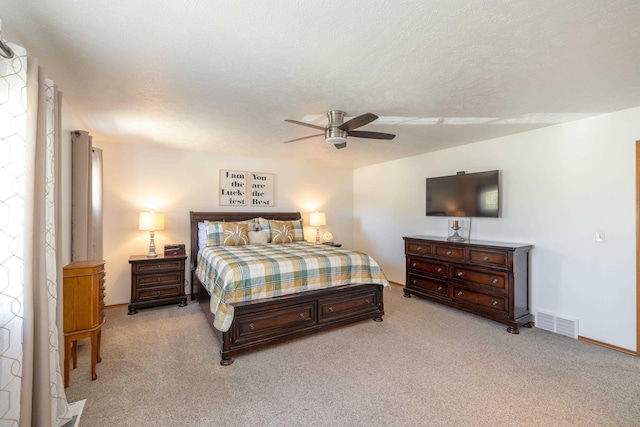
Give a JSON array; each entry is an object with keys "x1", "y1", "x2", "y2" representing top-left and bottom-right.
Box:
[{"x1": 195, "y1": 242, "x2": 390, "y2": 332}]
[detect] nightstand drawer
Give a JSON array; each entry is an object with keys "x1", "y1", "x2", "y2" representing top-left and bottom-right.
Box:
[
  {"x1": 135, "y1": 272, "x2": 183, "y2": 288},
  {"x1": 132, "y1": 260, "x2": 183, "y2": 274},
  {"x1": 136, "y1": 285, "x2": 182, "y2": 301}
]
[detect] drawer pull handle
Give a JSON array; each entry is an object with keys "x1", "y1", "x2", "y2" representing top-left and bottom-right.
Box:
[
  {"x1": 446, "y1": 251, "x2": 452, "y2": 255},
  {"x1": 437, "y1": 286, "x2": 443, "y2": 291},
  {"x1": 328, "y1": 306, "x2": 334, "y2": 312},
  {"x1": 493, "y1": 301, "x2": 499, "y2": 306},
  {"x1": 412, "y1": 279, "x2": 417, "y2": 284},
  {"x1": 457, "y1": 291, "x2": 463, "y2": 296},
  {"x1": 156, "y1": 291, "x2": 161, "y2": 296},
  {"x1": 412, "y1": 262, "x2": 417, "y2": 268},
  {"x1": 299, "y1": 313, "x2": 304, "y2": 318},
  {"x1": 365, "y1": 299, "x2": 371, "y2": 304},
  {"x1": 483, "y1": 256, "x2": 489, "y2": 261},
  {"x1": 437, "y1": 268, "x2": 442, "y2": 273},
  {"x1": 249, "y1": 323, "x2": 255, "y2": 330},
  {"x1": 493, "y1": 279, "x2": 499, "y2": 284},
  {"x1": 457, "y1": 272, "x2": 463, "y2": 277},
  {"x1": 417, "y1": 246, "x2": 422, "y2": 251}
]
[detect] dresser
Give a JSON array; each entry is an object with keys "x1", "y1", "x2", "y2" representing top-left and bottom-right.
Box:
[
  {"x1": 128, "y1": 254, "x2": 188, "y2": 314},
  {"x1": 63, "y1": 260, "x2": 106, "y2": 387},
  {"x1": 403, "y1": 236, "x2": 532, "y2": 333}
]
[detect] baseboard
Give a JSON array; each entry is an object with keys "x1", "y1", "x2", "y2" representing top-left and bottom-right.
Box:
[
  {"x1": 105, "y1": 303, "x2": 128, "y2": 309},
  {"x1": 578, "y1": 336, "x2": 637, "y2": 356},
  {"x1": 389, "y1": 280, "x2": 404, "y2": 287}
]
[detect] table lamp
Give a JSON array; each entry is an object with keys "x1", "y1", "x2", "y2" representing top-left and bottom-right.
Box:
[
  {"x1": 139, "y1": 211, "x2": 165, "y2": 257},
  {"x1": 309, "y1": 212, "x2": 326, "y2": 244}
]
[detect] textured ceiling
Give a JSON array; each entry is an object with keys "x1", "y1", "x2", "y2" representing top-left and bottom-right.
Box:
[{"x1": 2, "y1": 0, "x2": 640, "y2": 169}]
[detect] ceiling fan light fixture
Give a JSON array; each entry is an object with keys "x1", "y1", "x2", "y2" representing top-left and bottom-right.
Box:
[{"x1": 325, "y1": 127, "x2": 347, "y2": 145}]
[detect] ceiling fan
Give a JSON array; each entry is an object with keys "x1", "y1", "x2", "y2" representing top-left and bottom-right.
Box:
[{"x1": 284, "y1": 111, "x2": 395, "y2": 149}]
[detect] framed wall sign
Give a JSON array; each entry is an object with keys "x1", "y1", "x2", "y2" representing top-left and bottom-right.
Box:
[
  {"x1": 250, "y1": 172, "x2": 275, "y2": 207},
  {"x1": 219, "y1": 170, "x2": 247, "y2": 206}
]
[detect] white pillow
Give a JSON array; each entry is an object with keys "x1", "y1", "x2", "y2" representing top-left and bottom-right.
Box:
[
  {"x1": 197, "y1": 222, "x2": 208, "y2": 249},
  {"x1": 248, "y1": 230, "x2": 268, "y2": 245}
]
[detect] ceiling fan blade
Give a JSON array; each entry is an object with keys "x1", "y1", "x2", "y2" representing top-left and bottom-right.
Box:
[
  {"x1": 285, "y1": 119, "x2": 325, "y2": 131},
  {"x1": 334, "y1": 142, "x2": 347, "y2": 149},
  {"x1": 339, "y1": 113, "x2": 378, "y2": 131},
  {"x1": 283, "y1": 134, "x2": 323, "y2": 143},
  {"x1": 348, "y1": 131, "x2": 396, "y2": 140}
]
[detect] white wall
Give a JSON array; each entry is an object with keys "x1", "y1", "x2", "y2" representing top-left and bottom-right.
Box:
[
  {"x1": 96, "y1": 142, "x2": 353, "y2": 306},
  {"x1": 354, "y1": 107, "x2": 639, "y2": 351}
]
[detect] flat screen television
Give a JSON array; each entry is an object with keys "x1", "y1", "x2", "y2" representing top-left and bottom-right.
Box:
[{"x1": 426, "y1": 170, "x2": 500, "y2": 218}]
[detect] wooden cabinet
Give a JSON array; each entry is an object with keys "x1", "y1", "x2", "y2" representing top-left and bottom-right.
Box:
[
  {"x1": 128, "y1": 254, "x2": 187, "y2": 314},
  {"x1": 63, "y1": 260, "x2": 106, "y2": 388},
  {"x1": 403, "y1": 236, "x2": 532, "y2": 333}
]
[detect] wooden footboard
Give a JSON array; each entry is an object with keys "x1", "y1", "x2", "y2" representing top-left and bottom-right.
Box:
[{"x1": 194, "y1": 276, "x2": 384, "y2": 365}]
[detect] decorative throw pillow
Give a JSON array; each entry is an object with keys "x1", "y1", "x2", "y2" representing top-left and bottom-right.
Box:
[
  {"x1": 269, "y1": 221, "x2": 294, "y2": 244},
  {"x1": 204, "y1": 220, "x2": 224, "y2": 246},
  {"x1": 290, "y1": 218, "x2": 305, "y2": 241},
  {"x1": 248, "y1": 230, "x2": 268, "y2": 244},
  {"x1": 259, "y1": 217, "x2": 304, "y2": 242},
  {"x1": 257, "y1": 217, "x2": 272, "y2": 242},
  {"x1": 243, "y1": 218, "x2": 260, "y2": 232},
  {"x1": 221, "y1": 222, "x2": 249, "y2": 246}
]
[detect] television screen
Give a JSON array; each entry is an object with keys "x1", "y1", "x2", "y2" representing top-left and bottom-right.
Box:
[{"x1": 426, "y1": 170, "x2": 500, "y2": 218}]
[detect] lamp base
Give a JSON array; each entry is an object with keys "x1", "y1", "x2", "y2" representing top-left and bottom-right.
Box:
[
  {"x1": 147, "y1": 231, "x2": 158, "y2": 257},
  {"x1": 315, "y1": 227, "x2": 321, "y2": 244}
]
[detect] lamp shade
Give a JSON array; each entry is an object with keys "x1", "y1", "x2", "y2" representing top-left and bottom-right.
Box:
[
  {"x1": 309, "y1": 212, "x2": 326, "y2": 227},
  {"x1": 139, "y1": 211, "x2": 165, "y2": 231}
]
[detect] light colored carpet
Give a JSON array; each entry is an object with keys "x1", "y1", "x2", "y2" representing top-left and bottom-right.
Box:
[{"x1": 64, "y1": 285, "x2": 640, "y2": 426}]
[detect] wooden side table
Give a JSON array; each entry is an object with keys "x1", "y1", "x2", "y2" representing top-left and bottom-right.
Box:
[
  {"x1": 128, "y1": 254, "x2": 187, "y2": 314},
  {"x1": 63, "y1": 260, "x2": 106, "y2": 388}
]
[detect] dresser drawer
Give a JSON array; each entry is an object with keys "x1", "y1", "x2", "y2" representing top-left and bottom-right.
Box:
[
  {"x1": 434, "y1": 245, "x2": 465, "y2": 261},
  {"x1": 469, "y1": 249, "x2": 509, "y2": 269},
  {"x1": 136, "y1": 285, "x2": 182, "y2": 301},
  {"x1": 132, "y1": 260, "x2": 183, "y2": 274},
  {"x1": 451, "y1": 266, "x2": 508, "y2": 291},
  {"x1": 452, "y1": 286, "x2": 506, "y2": 314},
  {"x1": 406, "y1": 241, "x2": 432, "y2": 256},
  {"x1": 407, "y1": 274, "x2": 448, "y2": 297},
  {"x1": 235, "y1": 302, "x2": 316, "y2": 340},
  {"x1": 319, "y1": 288, "x2": 380, "y2": 323},
  {"x1": 407, "y1": 257, "x2": 447, "y2": 279},
  {"x1": 135, "y1": 272, "x2": 183, "y2": 288}
]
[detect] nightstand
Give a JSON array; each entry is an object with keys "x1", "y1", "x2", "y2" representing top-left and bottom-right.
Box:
[{"x1": 128, "y1": 254, "x2": 187, "y2": 315}]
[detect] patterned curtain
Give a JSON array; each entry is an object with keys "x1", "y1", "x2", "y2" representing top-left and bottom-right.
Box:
[{"x1": 0, "y1": 43, "x2": 71, "y2": 426}]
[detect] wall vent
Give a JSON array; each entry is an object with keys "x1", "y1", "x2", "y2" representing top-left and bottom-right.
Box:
[{"x1": 535, "y1": 310, "x2": 578, "y2": 339}]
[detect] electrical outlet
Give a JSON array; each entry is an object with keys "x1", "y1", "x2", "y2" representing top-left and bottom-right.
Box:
[{"x1": 595, "y1": 231, "x2": 605, "y2": 243}]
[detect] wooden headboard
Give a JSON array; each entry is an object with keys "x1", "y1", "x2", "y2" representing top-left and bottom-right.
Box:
[{"x1": 188, "y1": 211, "x2": 302, "y2": 270}]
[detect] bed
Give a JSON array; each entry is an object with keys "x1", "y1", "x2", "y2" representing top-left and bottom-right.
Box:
[{"x1": 189, "y1": 211, "x2": 388, "y2": 365}]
